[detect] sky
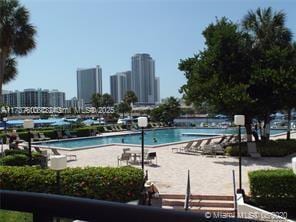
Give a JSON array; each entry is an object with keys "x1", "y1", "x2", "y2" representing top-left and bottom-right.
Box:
[{"x1": 5, "y1": 0, "x2": 296, "y2": 100}]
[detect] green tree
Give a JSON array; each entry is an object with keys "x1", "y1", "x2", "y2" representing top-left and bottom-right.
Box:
[
  {"x1": 91, "y1": 93, "x2": 103, "y2": 108},
  {"x1": 116, "y1": 102, "x2": 131, "y2": 119},
  {"x1": 124, "y1": 90, "x2": 138, "y2": 105},
  {"x1": 0, "y1": 0, "x2": 36, "y2": 99},
  {"x1": 242, "y1": 7, "x2": 293, "y2": 140},
  {"x1": 150, "y1": 97, "x2": 181, "y2": 125},
  {"x1": 180, "y1": 10, "x2": 296, "y2": 141},
  {"x1": 101, "y1": 93, "x2": 114, "y2": 106},
  {"x1": 124, "y1": 90, "x2": 137, "y2": 117},
  {"x1": 179, "y1": 18, "x2": 255, "y2": 139}
]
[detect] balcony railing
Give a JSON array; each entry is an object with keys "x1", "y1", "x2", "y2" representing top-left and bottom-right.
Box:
[{"x1": 0, "y1": 189, "x2": 254, "y2": 222}]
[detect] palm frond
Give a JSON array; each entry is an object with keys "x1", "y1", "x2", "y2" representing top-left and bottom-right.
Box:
[{"x1": 3, "y1": 57, "x2": 17, "y2": 84}]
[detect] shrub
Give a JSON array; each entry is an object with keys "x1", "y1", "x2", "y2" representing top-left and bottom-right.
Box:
[
  {"x1": 248, "y1": 169, "x2": 296, "y2": 210},
  {"x1": 226, "y1": 139, "x2": 296, "y2": 157},
  {"x1": 4, "y1": 149, "x2": 28, "y2": 156},
  {"x1": 75, "y1": 127, "x2": 97, "y2": 137},
  {"x1": 97, "y1": 126, "x2": 104, "y2": 133},
  {"x1": 225, "y1": 144, "x2": 248, "y2": 156},
  {"x1": 40, "y1": 130, "x2": 58, "y2": 139},
  {"x1": 0, "y1": 166, "x2": 143, "y2": 202},
  {"x1": 1, "y1": 150, "x2": 45, "y2": 167},
  {"x1": 0, "y1": 155, "x2": 28, "y2": 166}
]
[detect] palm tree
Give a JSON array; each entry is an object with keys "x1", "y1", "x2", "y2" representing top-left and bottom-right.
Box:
[
  {"x1": 242, "y1": 7, "x2": 292, "y2": 49},
  {"x1": 0, "y1": 0, "x2": 37, "y2": 99},
  {"x1": 124, "y1": 90, "x2": 137, "y2": 117},
  {"x1": 117, "y1": 102, "x2": 131, "y2": 119},
  {"x1": 3, "y1": 57, "x2": 17, "y2": 84},
  {"x1": 242, "y1": 7, "x2": 293, "y2": 141}
]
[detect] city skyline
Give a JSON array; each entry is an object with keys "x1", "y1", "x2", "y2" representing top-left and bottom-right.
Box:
[{"x1": 3, "y1": 0, "x2": 296, "y2": 100}]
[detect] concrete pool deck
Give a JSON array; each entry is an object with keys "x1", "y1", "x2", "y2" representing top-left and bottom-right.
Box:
[{"x1": 48, "y1": 132, "x2": 296, "y2": 196}]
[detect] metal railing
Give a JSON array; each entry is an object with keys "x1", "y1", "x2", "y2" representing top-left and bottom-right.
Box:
[
  {"x1": 232, "y1": 169, "x2": 238, "y2": 218},
  {"x1": 0, "y1": 189, "x2": 253, "y2": 222}
]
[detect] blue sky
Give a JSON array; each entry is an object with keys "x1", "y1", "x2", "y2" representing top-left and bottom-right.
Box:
[{"x1": 5, "y1": 0, "x2": 296, "y2": 100}]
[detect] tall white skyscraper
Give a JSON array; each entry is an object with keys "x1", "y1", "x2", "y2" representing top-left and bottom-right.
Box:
[
  {"x1": 49, "y1": 90, "x2": 65, "y2": 107},
  {"x1": 131, "y1": 53, "x2": 155, "y2": 104},
  {"x1": 154, "y1": 77, "x2": 160, "y2": 103},
  {"x1": 110, "y1": 72, "x2": 129, "y2": 103},
  {"x1": 77, "y1": 65, "x2": 102, "y2": 105}
]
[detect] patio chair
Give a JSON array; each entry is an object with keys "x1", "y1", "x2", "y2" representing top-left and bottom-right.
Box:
[
  {"x1": 221, "y1": 135, "x2": 235, "y2": 147},
  {"x1": 145, "y1": 152, "x2": 157, "y2": 165},
  {"x1": 103, "y1": 126, "x2": 112, "y2": 132},
  {"x1": 117, "y1": 125, "x2": 125, "y2": 131},
  {"x1": 33, "y1": 146, "x2": 43, "y2": 153},
  {"x1": 188, "y1": 140, "x2": 203, "y2": 153},
  {"x1": 32, "y1": 131, "x2": 43, "y2": 141},
  {"x1": 38, "y1": 132, "x2": 51, "y2": 141},
  {"x1": 247, "y1": 142, "x2": 261, "y2": 158},
  {"x1": 214, "y1": 136, "x2": 227, "y2": 145},
  {"x1": 123, "y1": 148, "x2": 131, "y2": 153},
  {"x1": 172, "y1": 141, "x2": 194, "y2": 153},
  {"x1": 51, "y1": 148, "x2": 77, "y2": 161},
  {"x1": 117, "y1": 153, "x2": 131, "y2": 166}
]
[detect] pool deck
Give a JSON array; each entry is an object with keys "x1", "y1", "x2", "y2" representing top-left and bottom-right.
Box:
[{"x1": 43, "y1": 131, "x2": 296, "y2": 196}]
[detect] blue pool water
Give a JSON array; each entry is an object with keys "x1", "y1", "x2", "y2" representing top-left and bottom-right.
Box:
[{"x1": 38, "y1": 128, "x2": 286, "y2": 149}]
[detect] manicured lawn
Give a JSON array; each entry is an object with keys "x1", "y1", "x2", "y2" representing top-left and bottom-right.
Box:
[
  {"x1": 0, "y1": 210, "x2": 73, "y2": 222},
  {"x1": 0, "y1": 210, "x2": 32, "y2": 222}
]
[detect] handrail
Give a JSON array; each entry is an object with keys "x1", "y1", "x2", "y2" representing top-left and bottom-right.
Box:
[
  {"x1": 0, "y1": 189, "x2": 254, "y2": 222},
  {"x1": 184, "y1": 169, "x2": 191, "y2": 210},
  {"x1": 232, "y1": 169, "x2": 238, "y2": 218}
]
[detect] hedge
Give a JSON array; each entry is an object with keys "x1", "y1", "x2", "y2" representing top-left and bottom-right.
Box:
[
  {"x1": 225, "y1": 139, "x2": 296, "y2": 157},
  {"x1": 0, "y1": 166, "x2": 143, "y2": 202},
  {"x1": 248, "y1": 169, "x2": 296, "y2": 210},
  {"x1": 0, "y1": 155, "x2": 28, "y2": 166},
  {"x1": 1, "y1": 150, "x2": 46, "y2": 167},
  {"x1": 74, "y1": 127, "x2": 97, "y2": 137}
]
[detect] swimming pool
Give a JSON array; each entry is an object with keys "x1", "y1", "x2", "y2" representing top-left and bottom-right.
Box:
[{"x1": 37, "y1": 128, "x2": 286, "y2": 150}]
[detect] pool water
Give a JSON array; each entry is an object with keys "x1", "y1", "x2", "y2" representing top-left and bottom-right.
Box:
[{"x1": 39, "y1": 128, "x2": 285, "y2": 149}]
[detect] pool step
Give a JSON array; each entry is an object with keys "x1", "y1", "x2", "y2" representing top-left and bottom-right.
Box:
[{"x1": 159, "y1": 193, "x2": 235, "y2": 216}]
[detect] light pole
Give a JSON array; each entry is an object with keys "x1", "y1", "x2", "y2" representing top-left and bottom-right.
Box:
[
  {"x1": 3, "y1": 117, "x2": 7, "y2": 134},
  {"x1": 50, "y1": 155, "x2": 66, "y2": 222},
  {"x1": 234, "y1": 115, "x2": 245, "y2": 193},
  {"x1": 23, "y1": 119, "x2": 34, "y2": 166},
  {"x1": 50, "y1": 155, "x2": 67, "y2": 194},
  {"x1": 138, "y1": 117, "x2": 148, "y2": 171},
  {"x1": 292, "y1": 157, "x2": 296, "y2": 175}
]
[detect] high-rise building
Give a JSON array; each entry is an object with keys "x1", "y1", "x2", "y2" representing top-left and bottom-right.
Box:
[
  {"x1": 131, "y1": 53, "x2": 156, "y2": 105},
  {"x1": 125, "y1": 71, "x2": 132, "y2": 91},
  {"x1": 2, "y1": 89, "x2": 66, "y2": 107},
  {"x1": 154, "y1": 77, "x2": 160, "y2": 104},
  {"x1": 110, "y1": 72, "x2": 128, "y2": 103},
  {"x1": 21, "y1": 88, "x2": 49, "y2": 107},
  {"x1": 49, "y1": 90, "x2": 65, "y2": 107},
  {"x1": 2, "y1": 90, "x2": 21, "y2": 107},
  {"x1": 65, "y1": 97, "x2": 84, "y2": 109},
  {"x1": 77, "y1": 65, "x2": 102, "y2": 105}
]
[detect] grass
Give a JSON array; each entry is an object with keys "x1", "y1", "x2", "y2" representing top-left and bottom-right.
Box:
[
  {"x1": 0, "y1": 210, "x2": 73, "y2": 222},
  {"x1": 0, "y1": 210, "x2": 32, "y2": 222}
]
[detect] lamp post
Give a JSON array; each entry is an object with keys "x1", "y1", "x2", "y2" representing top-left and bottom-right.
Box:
[
  {"x1": 23, "y1": 119, "x2": 34, "y2": 166},
  {"x1": 50, "y1": 155, "x2": 66, "y2": 222},
  {"x1": 234, "y1": 115, "x2": 245, "y2": 193},
  {"x1": 138, "y1": 117, "x2": 148, "y2": 171},
  {"x1": 50, "y1": 155, "x2": 67, "y2": 194},
  {"x1": 292, "y1": 157, "x2": 296, "y2": 175},
  {"x1": 3, "y1": 117, "x2": 7, "y2": 134}
]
